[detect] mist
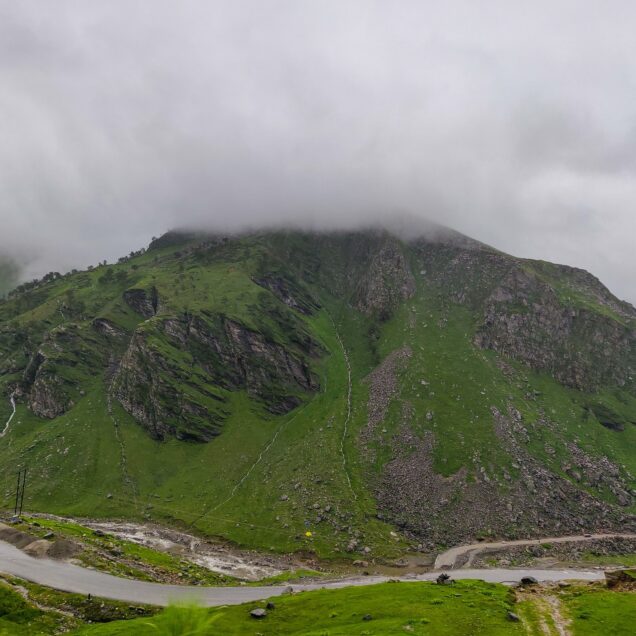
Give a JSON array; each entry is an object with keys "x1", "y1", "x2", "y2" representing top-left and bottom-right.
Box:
[{"x1": 1, "y1": 1, "x2": 635, "y2": 303}]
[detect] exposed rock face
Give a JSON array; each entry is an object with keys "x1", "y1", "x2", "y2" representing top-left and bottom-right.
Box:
[
  {"x1": 475, "y1": 267, "x2": 636, "y2": 391},
  {"x1": 114, "y1": 313, "x2": 320, "y2": 441},
  {"x1": 23, "y1": 351, "x2": 71, "y2": 418},
  {"x1": 18, "y1": 322, "x2": 117, "y2": 419},
  {"x1": 123, "y1": 287, "x2": 159, "y2": 318},
  {"x1": 92, "y1": 318, "x2": 126, "y2": 339},
  {"x1": 114, "y1": 326, "x2": 220, "y2": 442},
  {"x1": 221, "y1": 318, "x2": 319, "y2": 409},
  {"x1": 252, "y1": 276, "x2": 319, "y2": 315},
  {"x1": 354, "y1": 239, "x2": 416, "y2": 318}
]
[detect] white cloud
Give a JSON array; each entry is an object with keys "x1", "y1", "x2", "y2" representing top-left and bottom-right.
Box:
[{"x1": 0, "y1": 0, "x2": 635, "y2": 302}]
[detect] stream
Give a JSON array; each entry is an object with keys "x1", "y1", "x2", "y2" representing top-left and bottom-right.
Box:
[{"x1": 0, "y1": 393, "x2": 16, "y2": 438}]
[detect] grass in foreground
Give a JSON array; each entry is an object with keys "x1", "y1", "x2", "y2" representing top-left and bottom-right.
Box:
[
  {"x1": 2, "y1": 575, "x2": 635, "y2": 635},
  {"x1": 73, "y1": 581, "x2": 524, "y2": 635},
  {"x1": 562, "y1": 585, "x2": 636, "y2": 636},
  {"x1": 0, "y1": 581, "x2": 76, "y2": 635},
  {"x1": 0, "y1": 575, "x2": 158, "y2": 634}
]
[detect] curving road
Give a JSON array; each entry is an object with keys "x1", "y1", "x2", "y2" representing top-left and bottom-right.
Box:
[
  {"x1": 0, "y1": 540, "x2": 605, "y2": 607},
  {"x1": 434, "y1": 533, "x2": 636, "y2": 569}
]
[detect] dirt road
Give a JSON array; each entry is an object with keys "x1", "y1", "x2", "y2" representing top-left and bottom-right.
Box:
[{"x1": 434, "y1": 532, "x2": 636, "y2": 569}]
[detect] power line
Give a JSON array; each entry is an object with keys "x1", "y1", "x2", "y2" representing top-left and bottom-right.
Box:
[{"x1": 14, "y1": 467, "x2": 26, "y2": 517}]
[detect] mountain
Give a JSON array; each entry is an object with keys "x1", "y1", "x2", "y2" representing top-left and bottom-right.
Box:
[{"x1": 0, "y1": 227, "x2": 634, "y2": 558}]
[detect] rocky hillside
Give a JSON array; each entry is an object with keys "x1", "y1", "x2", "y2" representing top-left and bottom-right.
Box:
[{"x1": 0, "y1": 228, "x2": 634, "y2": 557}]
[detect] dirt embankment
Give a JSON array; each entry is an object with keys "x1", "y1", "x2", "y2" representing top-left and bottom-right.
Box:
[{"x1": 0, "y1": 522, "x2": 79, "y2": 560}]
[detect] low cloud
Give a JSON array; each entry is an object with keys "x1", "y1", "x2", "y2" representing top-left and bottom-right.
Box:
[{"x1": 1, "y1": 1, "x2": 635, "y2": 302}]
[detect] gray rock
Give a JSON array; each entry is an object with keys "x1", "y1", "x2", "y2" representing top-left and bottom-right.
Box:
[
  {"x1": 250, "y1": 608, "x2": 267, "y2": 619},
  {"x1": 520, "y1": 576, "x2": 538, "y2": 586}
]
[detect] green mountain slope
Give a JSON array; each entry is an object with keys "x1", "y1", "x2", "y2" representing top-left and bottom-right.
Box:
[{"x1": 0, "y1": 228, "x2": 634, "y2": 557}]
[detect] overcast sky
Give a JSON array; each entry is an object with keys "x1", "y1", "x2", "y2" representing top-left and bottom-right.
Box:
[{"x1": 1, "y1": 1, "x2": 635, "y2": 302}]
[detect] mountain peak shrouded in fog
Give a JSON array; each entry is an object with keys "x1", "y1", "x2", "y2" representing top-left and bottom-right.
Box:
[{"x1": 1, "y1": 2, "x2": 636, "y2": 303}]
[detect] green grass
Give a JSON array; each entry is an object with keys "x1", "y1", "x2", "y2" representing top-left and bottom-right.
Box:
[
  {"x1": 0, "y1": 575, "x2": 158, "y2": 634},
  {"x1": 581, "y1": 552, "x2": 636, "y2": 567},
  {"x1": 251, "y1": 569, "x2": 326, "y2": 586},
  {"x1": 562, "y1": 586, "x2": 636, "y2": 635},
  {"x1": 0, "y1": 580, "x2": 78, "y2": 634},
  {"x1": 71, "y1": 581, "x2": 525, "y2": 635}
]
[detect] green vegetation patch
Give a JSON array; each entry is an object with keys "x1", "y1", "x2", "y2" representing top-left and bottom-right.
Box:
[
  {"x1": 0, "y1": 580, "x2": 78, "y2": 635},
  {"x1": 72, "y1": 581, "x2": 524, "y2": 635},
  {"x1": 562, "y1": 585, "x2": 636, "y2": 636}
]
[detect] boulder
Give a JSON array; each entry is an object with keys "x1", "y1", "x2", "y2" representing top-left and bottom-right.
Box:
[
  {"x1": 250, "y1": 608, "x2": 267, "y2": 619},
  {"x1": 605, "y1": 569, "x2": 636, "y2": 589}
]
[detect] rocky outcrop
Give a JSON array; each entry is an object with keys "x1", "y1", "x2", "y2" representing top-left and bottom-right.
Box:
[
  {"x1": 252, "y1": 275, "x2": 319, "y2": 315},
  {"x1": 114, "y1": 313, "x2": 320, "y2": 441},
  {"x1": 123, "y1": 287, "x2": 159, "y2": 318},
  {"x1": 18, "y1": 323, "x2": 112, "y2": 419},
  {"x1": 92, "y1": 318, "x2": 126, "y2": 339},
  {"x1": 605, "y1": 569, "x2": 636, "y2": 589},
  {"x1": 26, "y1": 370, "x2": 71, "y2": 418},
  {"x1": 475, "y1": 267, "x2": 636, "y2": 391},
  {"x1": 22, "y1": 349, "x2": 72, "y2": 419},
  {"x1": 114, "y1": 326, "x2": 222, "y2": 442},
  {"x1": 353, "y1": 240, "x2": 415, "y2": 318}
]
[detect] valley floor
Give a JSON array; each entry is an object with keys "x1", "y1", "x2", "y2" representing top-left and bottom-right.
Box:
[
  {"x1": 1, "y1": 515, "x2": 635, "y2": 634},
  {"x1": 0, "y1": 572, "x2": 634, "y2": 635}
]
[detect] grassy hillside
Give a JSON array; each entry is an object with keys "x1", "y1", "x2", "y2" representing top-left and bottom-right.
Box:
[
  {"x1": 0, "y1": 229, "x2": 634, "y2": 557},
  {"x1": 75, "y1": 581, "x2": 524, "y2": 635}
]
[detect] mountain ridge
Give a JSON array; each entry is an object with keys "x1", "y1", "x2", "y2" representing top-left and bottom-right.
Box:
[{"x1": 0, "y1": 226, "x2": 634, "y2": 557}]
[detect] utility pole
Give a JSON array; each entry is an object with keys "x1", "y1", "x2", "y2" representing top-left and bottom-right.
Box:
[
  {"x1": 19, "y1": 467, "x2": 26, "y2": 516},
  {"x1": 14, "y1": 468, "x2": 26, "y2": 518}
]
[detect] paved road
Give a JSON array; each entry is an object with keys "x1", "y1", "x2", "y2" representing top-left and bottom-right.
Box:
[
  {"x1": 434, "y1": 533, "x2": 636, "y2": 569},
  {"x1": 0, "y1": 540, "x2": 604, "y2": 607}
]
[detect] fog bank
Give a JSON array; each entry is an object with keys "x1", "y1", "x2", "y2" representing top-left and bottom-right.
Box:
[{"x1": 1, "y1": 1, "x2": 635, "y2": 302}]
